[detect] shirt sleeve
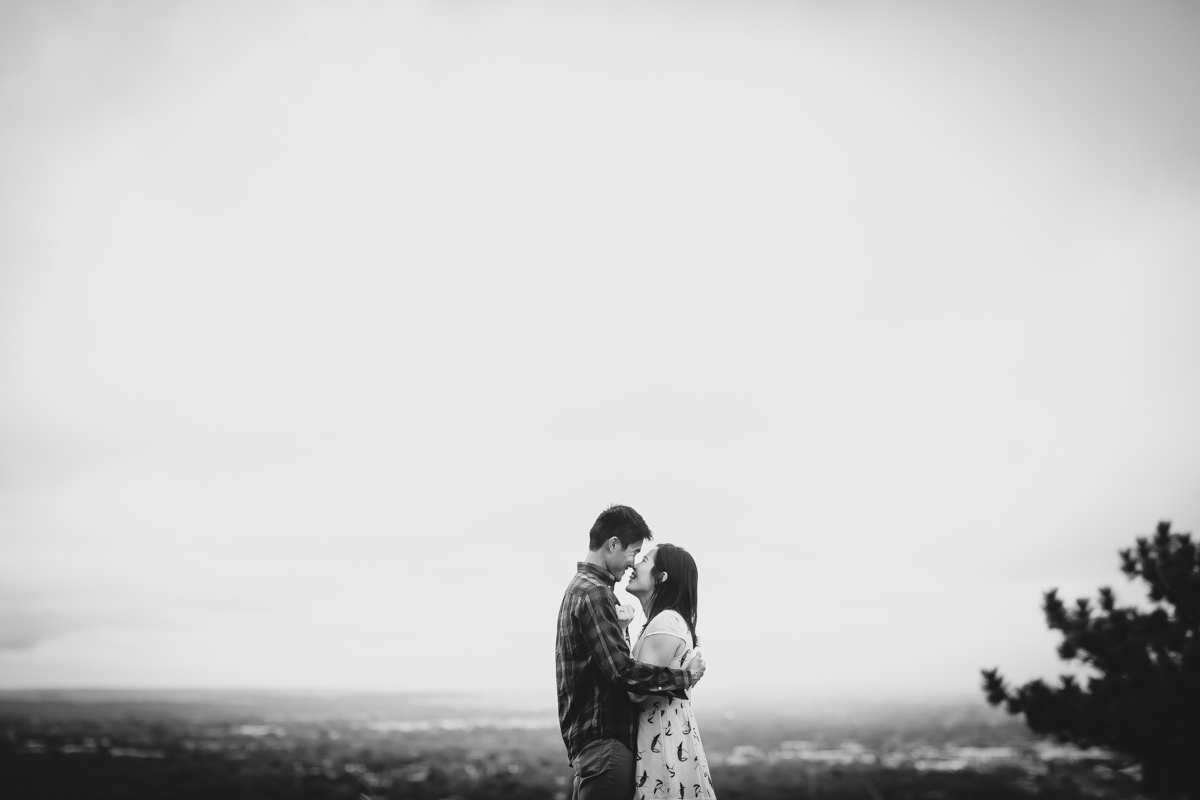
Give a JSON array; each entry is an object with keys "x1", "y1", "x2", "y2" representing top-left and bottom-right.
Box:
[{"x1": 579, "y1": 589, "x2": 689, "y2": 699}]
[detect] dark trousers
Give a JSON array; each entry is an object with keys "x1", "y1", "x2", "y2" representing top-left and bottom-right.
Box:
[{"x1": 571, "y1": 738, "x2": 634, "y2": 800}]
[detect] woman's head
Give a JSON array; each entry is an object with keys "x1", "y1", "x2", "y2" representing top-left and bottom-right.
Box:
[{"x1": 627, "y1": 543, "x2": 699, "y2": 646}]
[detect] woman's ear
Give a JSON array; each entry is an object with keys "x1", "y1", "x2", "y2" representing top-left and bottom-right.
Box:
[{"x1": 657, "y1": 572, "x2": 668, "y2": 585}]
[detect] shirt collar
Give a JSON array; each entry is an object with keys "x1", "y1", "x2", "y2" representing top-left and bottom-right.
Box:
[{"x1": 577, "y1": 561, "x2": 616, "y2": 588}]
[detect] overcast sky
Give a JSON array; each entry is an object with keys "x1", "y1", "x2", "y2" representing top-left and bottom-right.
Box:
[{"x1": 1, "y1": 0, "x2": 1198, "y2": 705}]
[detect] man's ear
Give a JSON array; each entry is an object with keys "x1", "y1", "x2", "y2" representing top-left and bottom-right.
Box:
[{"x1": 607, "y1": 536, "x2": 620, "y2": 553}]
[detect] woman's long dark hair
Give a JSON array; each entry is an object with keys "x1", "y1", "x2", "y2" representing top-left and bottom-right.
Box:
[{"x1": 646, "y1": 543, "x2": 700, "y2": 647}]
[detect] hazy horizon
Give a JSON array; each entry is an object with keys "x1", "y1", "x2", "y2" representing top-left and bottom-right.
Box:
[
  {"x1": 2, "y1": 1, "x2": 1199, "y2": 701},
  {"x1": 0, "y1": 685, "x2": 1010, "y2": 721}
]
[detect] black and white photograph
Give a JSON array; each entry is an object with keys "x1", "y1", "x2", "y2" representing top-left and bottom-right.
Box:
[{"x1": 1, "y1": 2, "x2": 1199, "y2": 799}]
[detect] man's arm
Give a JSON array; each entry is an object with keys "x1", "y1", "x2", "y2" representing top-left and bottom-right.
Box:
[
  {"x1": 579, "y1": 590, "x2": 690, "y2": 699},
  {"x1": 628, "y1": 633, "x2": 685, "y2": 704}
]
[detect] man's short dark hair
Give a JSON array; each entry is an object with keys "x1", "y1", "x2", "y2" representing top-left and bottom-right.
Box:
[{"x1": 588, "y1": 505, "x2": 653, "y2": 551}]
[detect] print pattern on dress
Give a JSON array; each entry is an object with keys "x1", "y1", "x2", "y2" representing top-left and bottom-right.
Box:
[{"x1": 632, "y1": 610, "x2": 716, "y2": 798}]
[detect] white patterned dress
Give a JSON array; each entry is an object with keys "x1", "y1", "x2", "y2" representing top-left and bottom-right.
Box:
[{"x1": 631, "y1": 610, "x2": 716, "y2": 800}]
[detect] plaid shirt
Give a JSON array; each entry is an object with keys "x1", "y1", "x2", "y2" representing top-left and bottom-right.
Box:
[{"x1": 556, "y1": 562, "x2": 689, "y2": 763}]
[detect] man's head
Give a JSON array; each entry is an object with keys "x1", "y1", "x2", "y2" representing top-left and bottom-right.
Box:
[{"x1": 588, "y1": 504, "x2": 653, "y2": 582}]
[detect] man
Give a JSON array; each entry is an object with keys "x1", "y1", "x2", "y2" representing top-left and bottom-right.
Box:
[{"x1": 556, "y1": 505, "x2": 706, "y2": 800}]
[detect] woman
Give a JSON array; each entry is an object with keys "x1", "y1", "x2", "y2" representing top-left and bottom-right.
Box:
[{"x1": 625, "y1": 544, "x2": 716, "y2": 800}]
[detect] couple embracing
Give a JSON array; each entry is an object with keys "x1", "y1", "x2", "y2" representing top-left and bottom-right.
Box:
[{"x1": 555, "y1": 505, "x2": 716, "y2": 800}]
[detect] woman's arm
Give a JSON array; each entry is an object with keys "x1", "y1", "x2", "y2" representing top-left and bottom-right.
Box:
[{"x1": 628, "y1": 634, "x2": 685, "y2": 704}]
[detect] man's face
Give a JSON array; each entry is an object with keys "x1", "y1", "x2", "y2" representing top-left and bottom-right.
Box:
[{"x1": 607, "y1": 538, "x2": 644, "y2": 582}]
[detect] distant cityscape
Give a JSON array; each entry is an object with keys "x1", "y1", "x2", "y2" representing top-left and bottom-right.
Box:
[
  {"x1": 720, "y1": 739, "x2": 1122, "y2": 774},
  {"x1": 0, "y1": 692, "x2": 1146, "y2": 800}
]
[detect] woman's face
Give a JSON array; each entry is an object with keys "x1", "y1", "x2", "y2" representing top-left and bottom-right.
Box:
[{"x1": 625, "y1": 547, "x2": 657, "y2": 597}]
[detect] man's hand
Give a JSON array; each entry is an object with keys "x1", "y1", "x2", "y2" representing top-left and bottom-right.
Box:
[
  {"x1": 682, "y1": 649, "x2": 705, "y2": 689},
  {"x1": 615, "y1": 604, "x2": 636, "y2": 631}
]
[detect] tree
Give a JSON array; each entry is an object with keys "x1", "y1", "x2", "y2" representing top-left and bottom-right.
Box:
[{"x1": 982, "y1": 521, "x2": 1200, "y2": 798}]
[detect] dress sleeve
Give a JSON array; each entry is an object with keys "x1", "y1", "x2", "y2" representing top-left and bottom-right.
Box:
[{"x1": 641, "y1": 610, "x2": 692, "y2": 645}]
